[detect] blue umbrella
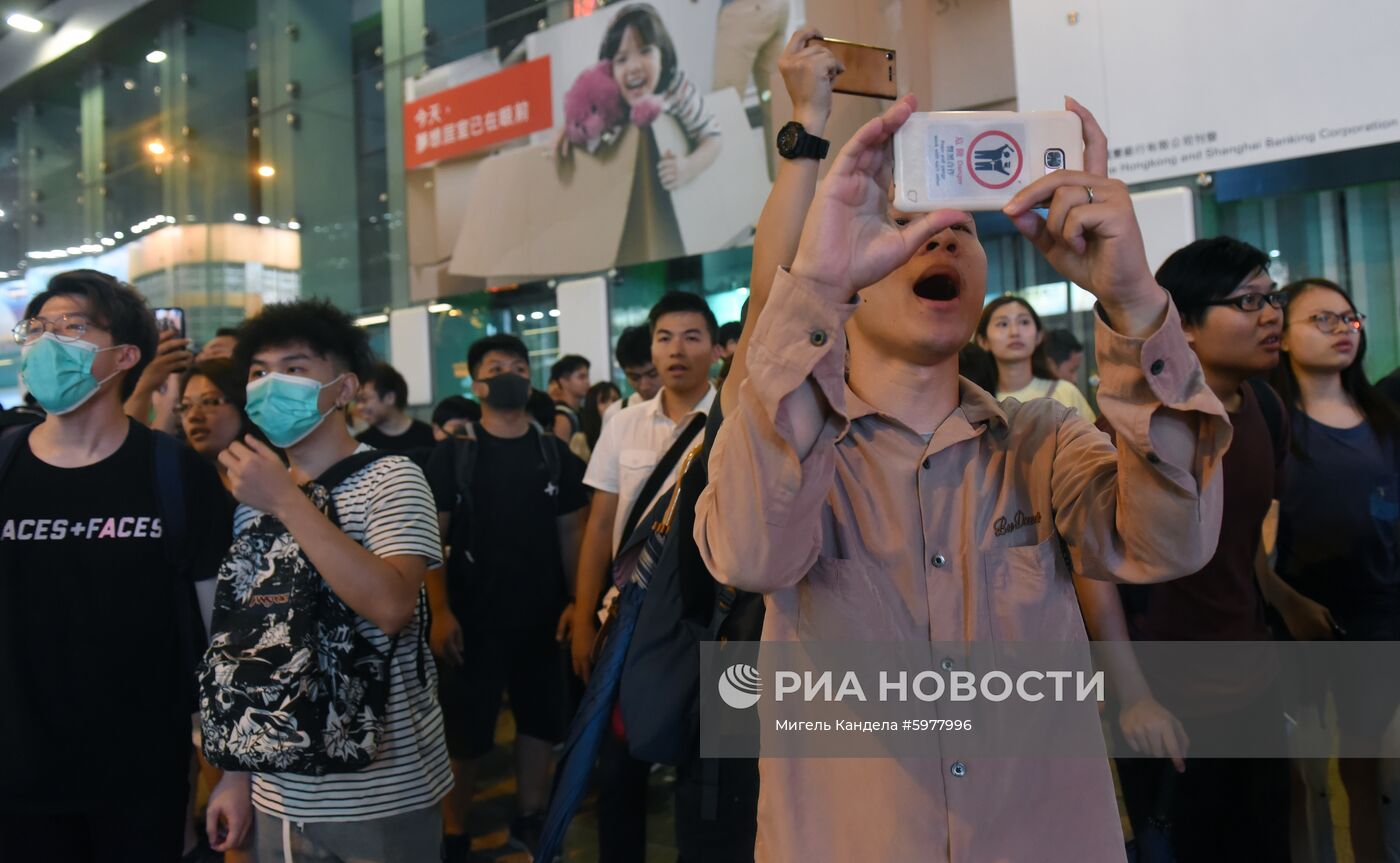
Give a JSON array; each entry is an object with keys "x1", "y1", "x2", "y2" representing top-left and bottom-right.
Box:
[{"x1": 535, "y1": 474, "x2": 686, "y2": 862}]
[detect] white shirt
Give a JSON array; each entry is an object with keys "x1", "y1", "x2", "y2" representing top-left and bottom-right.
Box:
[
  {"x1": 601, "y1": 391, "x2": 648, "y2": 427},
  {"x1": 585, "y1": 386, "x2": 715, "y2": 554}
]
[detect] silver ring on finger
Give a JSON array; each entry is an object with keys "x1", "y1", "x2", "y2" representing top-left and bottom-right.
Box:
[{"x1": 1084, "y1": 185, "x2": 1095, "y2": 204}]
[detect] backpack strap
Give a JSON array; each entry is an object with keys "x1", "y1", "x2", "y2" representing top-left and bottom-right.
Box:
[
  {"x1": 313, "y1": 448, "x2": 428, "y2": 684},
  {"x1": 152, "y1": 430, "x2": 188, "y2": 573},
  {"x1": 0, "y1": 424, "x2": 33, "y2": 484},
  {"x1": 150, "y1": 428, "x2": 203, "y2": 704},
  {"x1": 555, "y1": 403, "x2": 580, "y2": 437},
  {"x1": 451, "y1": 428, "x2": 480, "y2": 564}
]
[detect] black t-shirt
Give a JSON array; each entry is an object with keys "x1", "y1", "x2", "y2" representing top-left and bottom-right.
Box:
[
  {"x1": 357, "y1": 419, "x2": 438, "y2": 453},
  {"x1": 0, "y1": 419, "x2": 232, "y2": 812},
  {"x1": 426, "y1": 426, "x2": 587, "y2": 631}
]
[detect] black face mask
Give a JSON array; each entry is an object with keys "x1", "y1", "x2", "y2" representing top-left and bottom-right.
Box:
[{"x1": 480, "y1": 373, "x2": 531, "y2": 410}]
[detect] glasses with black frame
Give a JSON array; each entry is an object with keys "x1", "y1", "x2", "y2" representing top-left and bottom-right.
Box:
[{"x1": 1201, "y1": 291, "x2": 1287, "y2": 313}]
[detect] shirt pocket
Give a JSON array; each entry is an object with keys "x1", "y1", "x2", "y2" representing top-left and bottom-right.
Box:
[
  {"x1": 981, "y1": 534, "x2": 1084, "y2": 642},
  {"x1": 619, "y1": 449, "x2": 659, "y2": 492},
  {"x1": 797, "y1": 555, "x2": 880, "y2": 642}
]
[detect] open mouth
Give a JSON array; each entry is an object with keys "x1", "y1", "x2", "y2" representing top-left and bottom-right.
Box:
[
  {"x1": 912, "y1": 270, "x2": 962, "y2": 303},
  {"x1": 1260, "y1": 335, "x2": 1281, "y2": 348}
]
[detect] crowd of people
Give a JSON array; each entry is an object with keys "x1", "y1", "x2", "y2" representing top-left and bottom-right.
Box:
[{"x1": 1, "y1": 25, "x2": 1398, "y2": 863}]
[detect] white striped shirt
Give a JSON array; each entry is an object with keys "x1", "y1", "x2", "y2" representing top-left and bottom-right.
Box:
[{"x1": 236, "y1": 448, "x2": 453, "y2": 822}]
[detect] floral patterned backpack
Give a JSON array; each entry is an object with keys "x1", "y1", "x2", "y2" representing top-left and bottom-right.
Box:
[{"x1": 198, "y1": 450, "x2": 412, "y2": 775}]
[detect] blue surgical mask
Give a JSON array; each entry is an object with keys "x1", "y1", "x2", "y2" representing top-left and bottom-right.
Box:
[
  {"x1": 245, "y1": 372, "x2": 345, "y2": 448},
  {"x1": 20, "y1": 333, "x2": 125, "y2": 416}
]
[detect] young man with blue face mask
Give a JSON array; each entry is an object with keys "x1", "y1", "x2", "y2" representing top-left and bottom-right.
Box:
[
  {"x1": 204, "y1": 299, "x2": 452, "y2": 863},
  {"x1": 0, "y1": 270, "x2": 233, "y2": 862}
]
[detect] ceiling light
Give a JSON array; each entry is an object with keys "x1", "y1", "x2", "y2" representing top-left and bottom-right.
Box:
[
  {"x1": 353, "y1": 314, "x2": 389, "y2": 327},
  {"x1": 427, "y1": 303, "x2": 452, "y2": 314},
  {"x1": 146, "y1": 140, "x2": 166, "y2": 155},
  {"x1": 146, "y1": 49, "x2": 167, "y2": 64},
  {"x1": 256, "y1": 164, "x2": 275, "y2": 178},
  {"x1": 256, "y1": 215, "x2": 271, "y2": 225},
  {"x1": 232, "y1": 212, "x2": 247, "y2": 222},
  {"x1": 66, "y1": 246, "x2": 81, "y2": 255},
  {"x1": 286, "y1": 220, "x2": 300, "y2": 230},
  {"x1": 515, "y1": 314, "x2": 525, "y2": 322},
  {"x1": 548, "y1": 309, "x2": 560, "y2": 318},
  {"x1": 6, "y1": 13, "x2": 43, "y2": 33},
  {"x1": 81, "y1": 244, "x2": 102, "y2": 253},
  {"x1": 530, "y1": 311, "x2": 544, "y2": 320},
  {"x1": 100, "y1": 237, "x2": 115, "y2": 246},
  {"x1": 113, "y1": 231, "x2": 123, "y2": 239}
]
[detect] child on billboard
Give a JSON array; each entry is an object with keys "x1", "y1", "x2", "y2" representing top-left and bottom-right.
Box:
[{"x1": 557, "y1": 2, "x2": 722, "y2": 191}]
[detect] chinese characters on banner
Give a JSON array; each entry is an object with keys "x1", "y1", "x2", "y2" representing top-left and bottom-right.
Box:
[{"x1": 403, "y1": 56, "x2": 553, "y2": 170}]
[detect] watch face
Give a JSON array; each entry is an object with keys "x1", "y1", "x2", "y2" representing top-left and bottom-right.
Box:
[{"x1": 778, "y1": 124, "x2": 801, "y2": 153}]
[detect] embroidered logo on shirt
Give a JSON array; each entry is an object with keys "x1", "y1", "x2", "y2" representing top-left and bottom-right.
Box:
[
  {"x1": 544, "y1": 481, "x2": 559, "y2": 497},
  {"x1": 993, "y1": 509, "x2": 1042, "y2": 537}
]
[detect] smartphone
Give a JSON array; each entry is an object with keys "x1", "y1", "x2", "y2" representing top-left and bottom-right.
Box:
[
  {"x1": 893, "y1": 111, "x2": 1084, "y2": 211},
  {"x1": 816, "y1": 38, "x2": 897, "y2": 100},
  {"x1": 153, "y1": 307, "x2": 186, "y2": 339}
]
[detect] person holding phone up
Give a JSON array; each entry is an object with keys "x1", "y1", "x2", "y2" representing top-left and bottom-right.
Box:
[{"x1": 694, "y1": 93, "x2": 1233, "y2": 861}]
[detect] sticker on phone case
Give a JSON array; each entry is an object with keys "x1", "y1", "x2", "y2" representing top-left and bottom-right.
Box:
[
  {"x1": 967, "y1": 128, "x2": 1024, "y2": 190},
  {"x1": 925, "y1": 126, "x2": 969, "y2": 191}
]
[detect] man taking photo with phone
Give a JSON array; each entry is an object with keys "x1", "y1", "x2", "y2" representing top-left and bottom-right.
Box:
[{"x1": 696, "y1": 95, "x2": 1232, "y2": 861}]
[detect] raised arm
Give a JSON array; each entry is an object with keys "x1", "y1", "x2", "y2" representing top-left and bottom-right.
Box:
[
  {"x1": 721, "y1": 27, "x2": 840, "y2": 421},
  {"x1": 696, "y1": 96, "x2": 963, "y2": 591},
  {"x1": 1000, "y1": 98, "x2": 1231, "y2": 584}
]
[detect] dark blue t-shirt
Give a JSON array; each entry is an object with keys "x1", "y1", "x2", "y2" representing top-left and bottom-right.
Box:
[{"x1": 1277, "y1": 412, "x2": 1400, "y2": 637}]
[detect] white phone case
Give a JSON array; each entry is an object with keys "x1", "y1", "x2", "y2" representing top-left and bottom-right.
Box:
[{"x1": 893, "y1": 111, "x2": 1084, "y2": 212}]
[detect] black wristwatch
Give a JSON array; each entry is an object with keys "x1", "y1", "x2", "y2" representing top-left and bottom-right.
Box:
[{"x1": 776, "y1": 121, "x2": 830, "y2": 161}]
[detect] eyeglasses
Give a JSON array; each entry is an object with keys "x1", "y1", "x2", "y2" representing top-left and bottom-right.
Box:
[
  {"x1": 1298, "y1": 311, "x2": 1365, "y2": 334},
  {"x1": 174, "y1": 395, "x2": 230, "y2": 416},
  {"x1": 12, "y1": 314, "x2": 95, "y2": 346},
  {"x1": 1202, "y1": 291, "x2": 1286, "y2": 313}
]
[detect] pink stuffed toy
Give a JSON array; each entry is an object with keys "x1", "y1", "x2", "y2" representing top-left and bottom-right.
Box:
[
  {"x1": 564, "y1": 61, "x2": 627, "y2": 154},
  {"x1": 629, "y1": 95, "x2": 664, "y2": 127}
]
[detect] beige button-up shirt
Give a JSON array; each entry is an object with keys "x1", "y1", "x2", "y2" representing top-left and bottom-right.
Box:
[{"x1": 695, "y1": 270, "x2": 1231, "y2": 863}]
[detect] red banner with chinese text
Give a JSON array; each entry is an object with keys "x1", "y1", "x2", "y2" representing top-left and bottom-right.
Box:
[{"x1": 403, "y1": 57, "x2": 552, "y2": 170}]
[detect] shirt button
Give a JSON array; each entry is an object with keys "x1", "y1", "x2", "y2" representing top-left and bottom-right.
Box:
[
  {"x1": 941, "y1": 657, "x2": 955, "y2": 672},
  {"x1": 950, "y1": 761, "x2": 967, "y2": 778},
  {"x1": 1150, "y1": 358, "x2": 1166, "y2": 376},
  {"x1": 932, "y1": 554, "x2": 947, "y2": 568},
  {"x1": 809, "y1": 329, "x2": 827, "y2": 347},
  {"x1": 1146, "y1": 453, "x2": 1162, "y2": 465},
  {"x1": 922, "y1": 458, "x2": 930, "y2": 470}
]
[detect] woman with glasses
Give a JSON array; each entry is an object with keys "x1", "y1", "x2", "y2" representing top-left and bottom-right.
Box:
[
  {"x1": 174, "y1": 358, "x2": 259, "y2": 492},
  {"x1": 1270, "y1": 277, "x2": 1400, "y2": 863}
]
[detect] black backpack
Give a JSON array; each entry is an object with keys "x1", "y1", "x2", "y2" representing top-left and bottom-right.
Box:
[{"x1": 198, "y1": 450, "x2": 409, "y2": 775}]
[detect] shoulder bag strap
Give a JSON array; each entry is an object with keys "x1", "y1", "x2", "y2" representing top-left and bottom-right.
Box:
[{"x1": 619, "y1": 413, "x2": 706, "y2": 551}]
